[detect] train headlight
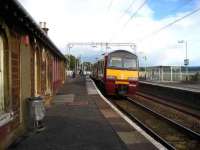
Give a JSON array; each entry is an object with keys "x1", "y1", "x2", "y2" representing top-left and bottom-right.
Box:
[
  {"x1": 106, "y1": 75, "x2": 116, "y2": 80},
  {"x1": 128, "y1": 77, "x2": 138, "y2": 81}
]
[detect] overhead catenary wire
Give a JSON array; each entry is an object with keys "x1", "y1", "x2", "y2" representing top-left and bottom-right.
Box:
[
  {"x1": 169, "y1": 0, "x2": 194, "y2": 15},
  {"x1": 139, "y1": 6, "x2": 200, "y2": 42},
  {"x1": 109, "y1": 0, "x2": 148, "y2": 42},
  {"x1": 109, "y1": 0, "x2": 194, "y2": 42},
  {"x1": 123, "y1": 0, "x2": 148, "y2": 28},
  {"x1": 107, "y1": 0, "x2": 114, "y2": 13},
  {"x1": 118, "y1": 0, "x2": 137, "y2": 20},
  {"x1": 122, "y1": 0, "x2": 193, "y2": 28}
]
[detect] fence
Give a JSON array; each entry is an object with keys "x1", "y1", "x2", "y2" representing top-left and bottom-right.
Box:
[{"x1": 139, "y1": 66, "x2": 199, "y2": 82}]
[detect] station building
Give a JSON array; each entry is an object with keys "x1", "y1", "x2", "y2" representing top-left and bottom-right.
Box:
[{"x1": 0, "y1": 0, "x2": 66, "y2": 148}]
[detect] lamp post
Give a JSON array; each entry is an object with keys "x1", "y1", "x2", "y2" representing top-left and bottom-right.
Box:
[
  {"x1": 139, "y1": 52, "x2": 147, "y2": 80},
  {"x1": 67, "y1": 44, "x2": 73, "y2": 71},
  {"x1": 178, "y1": 40, "x2": 189, "y2": 80},
  {"x1": 143, "y1": 56, "x2": 147, "y2": 80},
  {"x1": 130, "y1": 44, "x2": 137, "y2": 53}
]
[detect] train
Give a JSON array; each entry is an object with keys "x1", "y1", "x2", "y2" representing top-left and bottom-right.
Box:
[{"x1": 91, "y1": 50, "x2": 139, "y2": 96}]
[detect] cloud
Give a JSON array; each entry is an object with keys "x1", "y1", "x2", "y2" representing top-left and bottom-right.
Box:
[
  {"x1": 18, "y1": 0, "x2": 200, "y2": 66},
  {"x1": 137, "y1": 9, "x2": 200, "y2": 66}
]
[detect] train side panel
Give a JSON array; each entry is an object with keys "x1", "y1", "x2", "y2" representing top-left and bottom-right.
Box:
[{"x1": 91, "y1": 50, "x2": 139, "y2": 96}]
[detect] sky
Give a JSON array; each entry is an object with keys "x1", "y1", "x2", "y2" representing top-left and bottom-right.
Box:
[{"x1": 18, "y1": 0, "x2": 200, "y2": 66}]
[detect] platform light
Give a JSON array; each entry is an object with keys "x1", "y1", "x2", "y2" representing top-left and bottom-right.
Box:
[{"x1": 178, "y1": 40, "x2": 189, "y2": 80}]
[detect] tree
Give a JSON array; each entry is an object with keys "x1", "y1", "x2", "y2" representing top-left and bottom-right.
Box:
[
  {"x1": 82, "y1": 62, "x2": 92, "y2": 71},
  {"x1": 65, "y1": 54, "x2": 76, "y2": 70}
]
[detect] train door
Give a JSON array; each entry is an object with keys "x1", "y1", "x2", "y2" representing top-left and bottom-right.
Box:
[{"x1": 0, "y1": 36, "x2": 4, "y2": 112}]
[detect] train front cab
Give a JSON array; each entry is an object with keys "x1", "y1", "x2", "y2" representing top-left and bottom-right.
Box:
[
  {"x1": 105, "y1": 69, "x2": 138, "y2": 96},
  {"x1": 104, "y1": 50, "x2": 138, "y2": 96}
]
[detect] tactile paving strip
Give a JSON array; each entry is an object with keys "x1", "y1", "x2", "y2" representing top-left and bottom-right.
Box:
[
  {"x1": 53, "y1": 94, "x2": 74, "y2": 103},
  {"x1": 66, "y1": 101, "x2": 88, "y2": 106},
  {"x1": 86, "y1": 81, "x2": 98, "y2": 95},
  {"x1": 101, "y1": 109, "x2": 120, "y2": 118},
  {"x1": 93, "y1": 95, "x2": 158, "y2": 150}
]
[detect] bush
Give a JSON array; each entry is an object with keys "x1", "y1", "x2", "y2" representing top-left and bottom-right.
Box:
[{"x1": 191, "y1": 72, "x2": 200, "y2": 82}]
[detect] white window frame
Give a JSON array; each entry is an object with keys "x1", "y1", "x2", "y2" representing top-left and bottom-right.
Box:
[
  {"x1": 0, "y1": 35, "x2": 13, "y2": 127},
  {"x1": 34, "y1": 51, "x2": 38, "y2": 96},
  {"x1": 0, "y1": 36, "x2": 4, "y2": 113}
]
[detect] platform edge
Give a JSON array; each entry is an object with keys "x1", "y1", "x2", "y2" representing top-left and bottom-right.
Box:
[{"x1": 89, "y1": 78, "x2": 167, "y2": 150}]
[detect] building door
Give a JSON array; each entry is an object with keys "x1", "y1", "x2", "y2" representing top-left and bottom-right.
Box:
[{"x1": 0, "y1": 36, "x2": 4, "y2": 113}]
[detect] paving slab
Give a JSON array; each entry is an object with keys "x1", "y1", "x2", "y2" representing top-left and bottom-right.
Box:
[
  {"x1": 8, "y1": 77, "x2": 126, "y2": 150},
  {"x1": 9, "y1": 76, "x2": 158, "y2": 150}
]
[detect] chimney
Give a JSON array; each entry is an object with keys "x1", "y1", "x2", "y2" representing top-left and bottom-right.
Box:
[
  {"x1": 39, "y1": 21, "x2": 49, "y2": 35},
  {"x1": 39, "y1": 22, "x2": 42, "y2": 27}
]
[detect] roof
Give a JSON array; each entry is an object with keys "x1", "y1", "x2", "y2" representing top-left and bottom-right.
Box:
[
  {"x1": 0, "y1": 0, "x2": 66, "y2": 61},
  {"x1": 109, "y1": 49, "x2": 135, "y2": 55},
  {"x1": 108, "y1": 49, "x2": 137, "y2": 58}
]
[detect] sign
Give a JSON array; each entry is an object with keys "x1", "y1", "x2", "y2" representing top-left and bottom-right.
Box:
[
  {"x1": 21, "y1": 35, "x2": 29, "y2": 46},
  {"x1": 184, "y1": 59, "x2": 189, "y2": 66}
]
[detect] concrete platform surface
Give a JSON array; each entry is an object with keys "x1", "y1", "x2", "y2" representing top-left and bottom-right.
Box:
[
  {"x1": 9, "y1": 76, "x2": 158, "y2": 150},
  {"x1": 140, "y1": 81, "x2": 200, "y2": 93}
]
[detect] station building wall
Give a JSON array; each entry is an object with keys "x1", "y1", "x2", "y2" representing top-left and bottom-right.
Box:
[{"x1": 0, "y1": 17, "x2": 66, "y2": 149}]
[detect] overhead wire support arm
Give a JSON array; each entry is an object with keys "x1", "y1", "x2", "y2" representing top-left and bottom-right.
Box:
[
  {"x1": 67, "y1": 42, "x2": 137, "y2": 55},
  {"x1": 67, "y1": 42, "x2": 136, "y2": 48}
]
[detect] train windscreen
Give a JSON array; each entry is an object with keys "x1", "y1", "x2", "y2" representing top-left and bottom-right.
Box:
[{"x1": 108, "y1": 51, "x2": 137, "y2": 69}]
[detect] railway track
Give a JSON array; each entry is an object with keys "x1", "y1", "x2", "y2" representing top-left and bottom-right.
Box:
[
  {"x1": 111, "y1": 97, "x2": 200, "y2": 150},
  {"x1": 136, "y1": 92, "x2": 200, "y2": 120},
  {"x1": 134, "y1": 92, "x2": 200, "y2": 134}
]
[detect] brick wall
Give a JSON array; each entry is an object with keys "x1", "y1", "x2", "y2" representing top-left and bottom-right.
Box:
[
  {"x1": 10, "y1": 31, "x2": 20, "y2": 129},
  {"x1": 0, "y1": 21, "x2": 66, "y2": 149}
]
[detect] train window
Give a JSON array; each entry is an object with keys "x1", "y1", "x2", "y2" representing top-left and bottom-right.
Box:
[
  {"x1": 109, "y1": 57, "x2": 122, "y2": 67},
  {"x1": 0, "y1": 36, "x2": 4, "y2": 113},
  {"x1": 123, "y1": 58, "x2": 137, "y2": 69},
  {"x1": 108, "y1": 51, "x2": 138, "y2": 69}
]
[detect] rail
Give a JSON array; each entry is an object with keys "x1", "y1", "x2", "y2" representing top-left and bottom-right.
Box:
[
  {"x1": 136, "y1": 92, "x2": 200, "y2": 119},
  {"x1": 111, "y1": 97, "x2": 200, "y2": 149}
]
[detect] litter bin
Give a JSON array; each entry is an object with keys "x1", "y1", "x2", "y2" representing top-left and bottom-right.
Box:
[{"x1": 28, "y1": 96, "x2": 45, "y2": 131}]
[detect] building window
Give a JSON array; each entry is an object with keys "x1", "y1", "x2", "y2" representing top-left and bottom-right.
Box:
[
  {"x1": 34, "y1": 51, "x2": 38, "y2": 96},
  {"x1": 0, "y1": 32, "x2": 13, "y2": 127},
  {"x1": 0, "y1": 36, "x2": 4, "y2": 113}
]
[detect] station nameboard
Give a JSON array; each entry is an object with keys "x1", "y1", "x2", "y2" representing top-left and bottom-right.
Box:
[{"x1": 184, "y1": 59, "x2": 189, "y2": 66}]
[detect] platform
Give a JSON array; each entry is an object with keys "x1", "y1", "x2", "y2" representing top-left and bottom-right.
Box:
[
  {"x1": 139, "y1": 81, "x2": 200, "y2": 93},
  {"x1": 9, "y1": 76, "x2": 158, "y2": 150}
]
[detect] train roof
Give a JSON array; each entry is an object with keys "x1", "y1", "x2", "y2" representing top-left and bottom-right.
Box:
[{"x1": 108, "y1": 50, "x2": 136, "y2": 56}]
